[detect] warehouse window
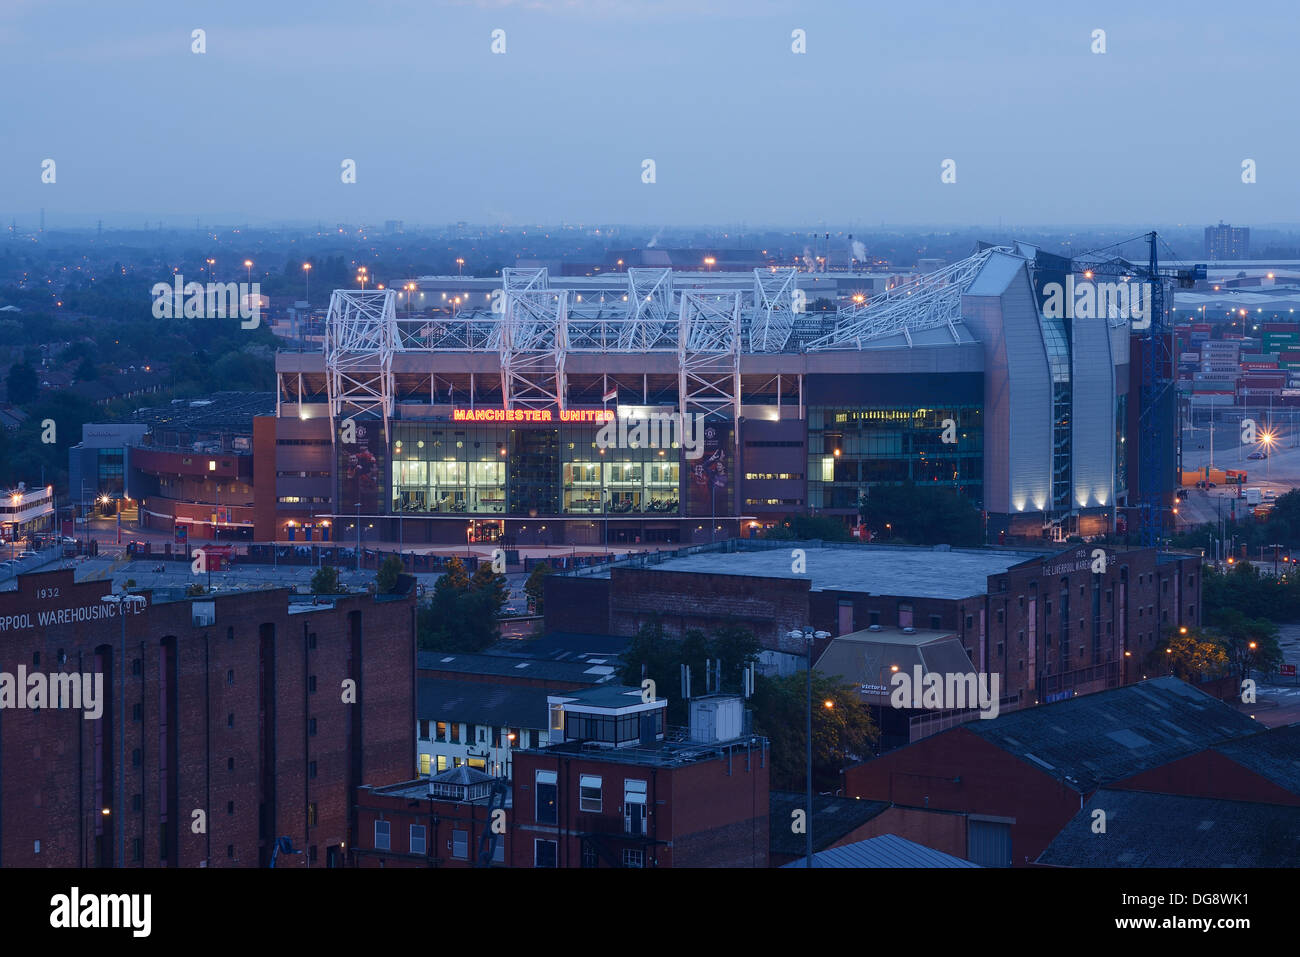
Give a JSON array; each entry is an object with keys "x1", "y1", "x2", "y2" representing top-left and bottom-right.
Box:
[
  {"x1": 410, "y1": 825, "x2": 426, "y2": 856},
  {"x1": 580, "y1": 775, "x2": 602, "y2": 812},
  {"x1": 536, "y1": 770, "x2": 558, "y2": 824},
  {"x1": 419, "y1": 754, "x2": 431, "y2": 775},
  {"x1": 535, "y1": 839, "x2": 558, "y2": 868},
  {"x1": 374, "y1": 821, "x2": 390, "y2": 851},
  {"x1": 452, "y1": 830, "x2": 468, "y2": 859}
]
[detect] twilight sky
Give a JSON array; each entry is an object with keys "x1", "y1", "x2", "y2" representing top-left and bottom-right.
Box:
[{"x1": 1, "y1": 0, "x2": 1294, "y2": 228}]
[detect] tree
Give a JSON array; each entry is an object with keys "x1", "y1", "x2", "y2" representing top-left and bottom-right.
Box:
[
  {"x1": 74, "y1": 356, "x2": 100, "y2": 381},
  {"x1": 5, "y1": 360, "x2": 38, "y2": 403},
  {"x1": 859, "y1": 483, "x2": 983, "y2": 545},
  {"x1": 470, "y1": 562, "x2": 509, "y2": 611},
  {"x1": 523, "y1": 562, "x2": 552, "y2": 613},
  {"x1": 1210, "y1": 609, "x2": 1284, "y2": 684},
  {"x1": 311, "y1": 564, "x2": 342, "y2": 595},
  {"x1": 750, "y1": 671, "x2": 879, "y2": 792},
  {"x1": 1148, "y1": 626, "x2": 1229, "y2": 684},
  {"x1": 417, "y1": 557, "x2": 508, "y2": 652},
  {"x1": 762, "y1": 513, "x2": 852, "y2": 542},
  {"x1": 376, "y1": 554, "x2": 404, "y2": 595}
]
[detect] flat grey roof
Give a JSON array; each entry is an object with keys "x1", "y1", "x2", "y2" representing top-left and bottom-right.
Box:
[{"x1": 601, "y1": 544, "x2": 1047, "y2": 600}]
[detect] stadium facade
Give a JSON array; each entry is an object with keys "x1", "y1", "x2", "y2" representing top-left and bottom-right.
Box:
[{"x1": 266, "y1": 243, "x2": 1150, "y2": 547}]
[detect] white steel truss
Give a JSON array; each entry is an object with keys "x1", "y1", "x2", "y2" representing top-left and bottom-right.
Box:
[
  {"x1": 324, "y1": 289, "x2": 397, "y2": 441},
  {"x1": 500, "y1": 288, "x2": 568, "y2": 410},
  {"x1": 805, "y1": 246, "x2": 1012, "y2": 350},
  {"x1": 618, "y1": 268, "x2": 676, "y2": 351},
  {"x1": 749, "y1": 267, "x2": 799, "y2": 352},
  {"x1": 678, "y1": 291, "x2": 742, "y2": 424}
]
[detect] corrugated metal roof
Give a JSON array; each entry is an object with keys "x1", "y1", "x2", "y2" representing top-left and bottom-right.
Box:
[
  {"x1": 1039, "y1": 788, "x2": 1300, "y2": 867},
  {"x1": 769, "y1": 791, "x2": 890, "y2": 857},
  {"x1": 417, "y1": 678, "x2": 552, "y2": 729},
  {"x1": 967, "y1": 677, "x2": 1262, "y2": 791},
  {"x1": 781, "y1": 833, "x2": 978, "y2": 868},
  {"x1": 1213, "y1": 725, "x2": 1300, "y2": 795}
]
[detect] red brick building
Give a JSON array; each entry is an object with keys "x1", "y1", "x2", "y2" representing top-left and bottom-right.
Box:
[
  {"x1": 840, "y1": 677, "x2": 1262, "y2": 866},
  {"x1": 0, "y1": 568, "x2": 415, "y2": 868},
  {"x1": 1108, "y1": 724, "x2": 1300, "y2": 807},
  {"x1": 546, "y1": 542, "x2": 1203, "y2": 707},
  {"x1": 511, "y1": 688, "x2": 769, "y2": 868},
  {"x1": 354, "y1": 767, "x2": 509, "y2": 867}
]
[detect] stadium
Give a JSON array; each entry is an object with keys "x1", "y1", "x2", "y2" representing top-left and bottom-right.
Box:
[{"x1": 267, "y1": 242, "x2": 1153, "y2": 548}]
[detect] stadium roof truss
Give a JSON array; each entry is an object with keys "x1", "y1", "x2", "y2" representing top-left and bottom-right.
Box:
[
  {"x1": 323, "y1": 289, "x2": 396, "y2": 443},
  {"x1": 319, "y1": 250, "x2": 1027, "y2": 437},
  {"x1": 805, "y1": 246, "x2": 1013, "y2": 351},
  {"x1": 678, "y1": 290, "x2": 742, "y2": 422},
  {"x1": 499, "y1": 287, "x2": 568, "y2": 411},
  {"x1": 749, "y1": 267, "x2": 799, "y2": 352}
]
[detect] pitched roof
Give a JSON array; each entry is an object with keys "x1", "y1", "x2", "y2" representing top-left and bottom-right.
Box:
[
  {"x1": 430, "y1": 765, "x2": 496, "y2": 787},
  {"x1": 815, "y1": 630, "x2": 973, "y2": 692},
  {"x1": 1212, "y1": 724, "x2": 1300, "y2": 794},
  {"x1": 1038, "y1": 788, "x2": 1300, "y2": 867},
  {"x1": 489, "y1": 630, "x2": 630, "y2": 661},
  {"x1": 781, "y1": 833, "x2": 978, "y2": 868},
  {"x1": 964, "y1": 677, "x2": 1262, "y2": 792},
  {"x1": 417, "y1": 651, "x2": 616, "y2": 685},
  {"x1": 769, "y1": 790, "x2": 890, "y2": 857},
  {"x1": 417, "y1": 678, "x2": 552, "y2": 730}
]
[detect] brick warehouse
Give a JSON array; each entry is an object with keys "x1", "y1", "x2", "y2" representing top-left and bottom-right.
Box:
[
  {"x1": 545, "y1": 542, "x2": 1202, "y2": 707},
  {"x1": 0, "y1": 568, "x2": 414, "y2": 868},
  {"x1": 840, "y1": 678, "x2": 1262, "y2": 866}
]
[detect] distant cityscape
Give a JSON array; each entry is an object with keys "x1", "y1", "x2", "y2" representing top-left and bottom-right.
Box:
[{"x1": 0, "y1": 216, "x2": 1296, "y2": 873}]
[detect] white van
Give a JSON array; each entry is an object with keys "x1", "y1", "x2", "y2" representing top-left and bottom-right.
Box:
[{"x1": 1246, "y1": 487, "x2": 1262, "y2": 506}]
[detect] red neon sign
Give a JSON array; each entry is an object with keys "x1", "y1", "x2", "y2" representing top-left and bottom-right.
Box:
[{"x1": 451, "y1": 408, "x2": 613, "y2": 423}]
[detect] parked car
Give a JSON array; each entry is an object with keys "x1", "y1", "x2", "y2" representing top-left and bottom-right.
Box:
[
  {"x1": 17, "y1": 551, "x2": 38, "y2": 560},
  {"x1": 1248, "y1": 450, "x2": 1267, "y2": 460}
]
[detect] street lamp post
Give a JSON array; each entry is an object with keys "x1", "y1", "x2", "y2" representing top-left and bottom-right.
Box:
[
  {"x1": 788, "y1": 626, "x2": 830, "y2": 868},
  {"x1": 100, "y1": 591, "x2": 146, "y2": 867}
]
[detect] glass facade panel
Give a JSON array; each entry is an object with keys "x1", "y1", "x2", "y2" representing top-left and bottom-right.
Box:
[
  {"x1": 807, "y1": 405, "x2": 983, "y2": 510},
  {"x1": 390, "y1": 422, "x2": 681, "y2": 517}
]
